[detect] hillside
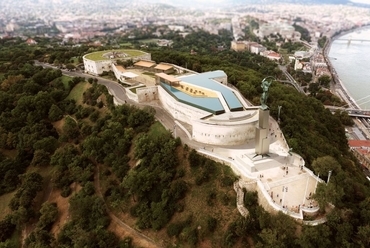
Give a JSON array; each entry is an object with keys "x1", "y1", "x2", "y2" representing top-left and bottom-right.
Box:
[{"x1": 1, "y1": 35, "x2": 370, "y2": 247}]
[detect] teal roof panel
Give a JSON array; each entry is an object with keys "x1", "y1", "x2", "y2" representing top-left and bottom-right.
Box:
[
  {"x1": 179, "y1": 71, "x2": 243, "y2": 111},
  {"x1": 160, "y1": 82, "x2": 224, "y2": 114}
]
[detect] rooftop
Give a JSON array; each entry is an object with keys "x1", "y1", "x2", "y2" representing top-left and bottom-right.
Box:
[
  {"x1": 156, "y1": 73, "x2": 180, "y2": 83},
  {"x1": 178, "y1": 71, "x2": 244, "y2": 111},
  {"x1": 160, "y1": 82, "x2": 224, "y2": 114},
  {"x1": 134, "y1": 60, "x2": 156, "y2": 68},
  {"x1": 158, "y1": 71, "x2": 245, "y2": 114},
  {"x1": 155, "y1": 63, "x2": 173, "y2": 71},
  {"x1": 115, "y1": 65, "x2": 125, "y2": 72},
  {"x1": 84, "y1": 49, "x2": 147, "y2": 61},
  {"x1": 349, "y1": 140, "x2": 370, "y2": 148}
]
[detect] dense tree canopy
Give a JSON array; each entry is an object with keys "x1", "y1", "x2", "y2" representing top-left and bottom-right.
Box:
[{"x1": 0, "y1": 33, "x2": 369, "y2": 248}]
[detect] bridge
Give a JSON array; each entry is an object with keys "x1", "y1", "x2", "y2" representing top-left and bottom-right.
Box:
[
  {"x1": 326, "y1": 106, "x2": 370, "y2": 118},
  {"x1": 336, "y1": 38, "x2": 370, "y2": 45},
  {"x1": 346, "y1": 109, "x2": 370, "y2": 118},
  {"x1": 343, "y1": 95, "x2": 370, "y2": 117}
]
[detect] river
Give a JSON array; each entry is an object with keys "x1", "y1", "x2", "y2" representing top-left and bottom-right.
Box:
[{"x1": 328, "y1": 27, "x2": 370, "y2": 110}]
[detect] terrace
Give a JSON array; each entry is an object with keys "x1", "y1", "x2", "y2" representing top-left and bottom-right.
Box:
[{"x1": 84, "y1": 49, "x2": 147, "y2": 61}]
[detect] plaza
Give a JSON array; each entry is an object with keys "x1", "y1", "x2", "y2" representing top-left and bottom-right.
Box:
[{"x1": 194, "y1": 116, "x2": 323, "y2": 221}]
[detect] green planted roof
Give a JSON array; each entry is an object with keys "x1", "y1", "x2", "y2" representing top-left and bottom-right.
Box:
[{"x1": 84, "y1": 49, "x2": 147, "y2": 61}]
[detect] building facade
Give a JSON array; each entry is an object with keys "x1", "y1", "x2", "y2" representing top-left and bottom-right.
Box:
[
  {"x1": 156, "y1": 71, "x2": 259, "y2": 146},
  {"x1": 83, "y1": 49, "x2": 151, "y2": 76}
]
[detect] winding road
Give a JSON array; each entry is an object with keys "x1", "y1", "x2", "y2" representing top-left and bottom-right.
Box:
[{"x1": 34, "y1": 61, "x2": 129, "y2": 104}]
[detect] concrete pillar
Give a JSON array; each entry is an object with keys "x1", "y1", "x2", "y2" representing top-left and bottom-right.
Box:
[{"x1": 255, "y1": 109, "x2": 270, "y2": 155}]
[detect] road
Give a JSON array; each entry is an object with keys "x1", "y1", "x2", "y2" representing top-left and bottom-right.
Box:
[
  {"x1": 34, "y1": 61, "x2": 129, "y2": 104},
  {"x1": 278, "y1": 65, "x2": 305, "y2": 93}
]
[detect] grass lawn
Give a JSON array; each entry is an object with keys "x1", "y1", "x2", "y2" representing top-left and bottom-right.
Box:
[
  {"x1": 84, "y1": 49, "x2": 147, "y2": 61},
  {"x1": 142, "y1": 72, "x2": 155, "y2": 77},
  {"x1": 66, "y1": 81, "x2": 90, "y2": 104},
  {"x1": 70, "y1": 57, "x2": 80, "y2": 64},
  {"x1": 129, "y1": 85, "x2": 145, "y2": 94},
  {"x1": 101, "y1": 75, "x2": 117, "y2": 81},
  {"x1": 148, "y1": 121, "x2": 169, "y2": 139},
  {"x1": 279, "y1": 48, "x2": 288, "y2": 54},
  {"x1": 120, "y1": 42, "x2": 133, "y2": 47},
  {"x1": 61, "y1": 75, "x2": 72, "y2": 90},
  {"x1": 139, "y1": 39, "x2": 159, "y2": 44}
]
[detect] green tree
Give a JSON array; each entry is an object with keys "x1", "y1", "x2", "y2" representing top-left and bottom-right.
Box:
[
  {"x1": 318, "y1": 75, "x2": 331, "y2": 88},
  {"x1": 318, "y1": 36, "x2": 328, "y2": 48},
  {"x1": 62, "y1": 116, "x2": 79, "y2": 140},
  {"x1": 0, "y1": 215, "x2": 16, "y2": 242},
  {"x1": 65, "y1": 63, "x2": 76, "y2": 71},
  {"x1": 312, "y1": 156, "x2": 341, "y2": 179},
  {"x1": 48, "y1": 104, "x2": 64, "y2": 122},
  {"x1": 30, "y1": 149, "x2": 50, "y2": 167},
  {"x1": 298, "y1": 224, "x2": 331, "y2": 248},
  {"x1": 357, "y1": 225, "x2": 370, "y2": 247},
  {"x1": 33, "y1": 136, "x2": 58, "y2": 154},
  {"x1": 37, "y1": 202, "x2": 58, "y2": 230},
  {"x1": 256, "y1": 228, "x2": 285, "y2": 248},
  {"x1": 333, "y1": 110, "x2": 354, "y2": 126}
]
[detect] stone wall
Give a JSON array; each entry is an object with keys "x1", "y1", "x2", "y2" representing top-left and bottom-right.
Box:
[
  {"x1": 137, "y1": 86, "x2": 158, "y2": 103},
  {"x1": 192, "y1": 120, "x2": 256, "y2": 146},
  {"x1": 134, "y1": 53, "x2": 151, "y2": 62},
  {"x1": 83, "y1": 59, "x2": 112, "y2": 75}
]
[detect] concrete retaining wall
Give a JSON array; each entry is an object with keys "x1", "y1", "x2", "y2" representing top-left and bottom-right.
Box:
[
  {"x1": 84, "y1": 59, "x2": 112, "y2": 75},
  {"x1": 192, "y1": 120, "x2": 256, "y2": 146},
  {"x1": 137, "y1": 86, "x2": 158, "y2": 103},
  {"x1": 158, "y1": 86, "x2": 212, "y2": 123}
]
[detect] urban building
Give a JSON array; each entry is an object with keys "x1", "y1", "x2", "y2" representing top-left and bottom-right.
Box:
[
  {"x1": 231, "y1": 40, "x2": 247, "y2": 52},
  {"x1": 83, "y1": 49, "x2": 151, "y2": 76},
  {"x1": 258, "y1": 22, "x2": 298, "y2": 40}
]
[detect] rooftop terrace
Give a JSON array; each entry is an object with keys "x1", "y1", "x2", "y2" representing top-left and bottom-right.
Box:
[
  {"x1": 178, "y1": 71, "x2": 244, "y2": 112},
  {"x1": 84, "y1": 49, "x2": 147, "y2": 61},
  {"x1": 161, "y1": 82, "x2": 224, "y2": 114}
]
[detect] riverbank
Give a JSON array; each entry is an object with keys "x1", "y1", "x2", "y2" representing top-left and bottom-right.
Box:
[
  {"x1": 323, "y1": 26, "x2": 370, "y2": 140},
  {"x1": 322, "y1": 26, "x2": 370, "y2": 109}
]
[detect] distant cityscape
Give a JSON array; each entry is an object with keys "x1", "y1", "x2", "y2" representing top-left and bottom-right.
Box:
[{"x1": 1, "y1": 0, "x2": 370, "y2": 45}]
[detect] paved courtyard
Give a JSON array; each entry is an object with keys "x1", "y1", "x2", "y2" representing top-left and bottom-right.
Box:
[{"x1": 194, "y1": 116, "x2": 321, "y2": 219}]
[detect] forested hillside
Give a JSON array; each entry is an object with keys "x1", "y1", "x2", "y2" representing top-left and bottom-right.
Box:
[{"x1": 0, "y1": 34, "x2": 370, "y2": 248}]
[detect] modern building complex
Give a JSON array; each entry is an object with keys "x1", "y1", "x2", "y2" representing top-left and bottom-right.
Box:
[
  {"x1": 84, "y1": 50, "x2": 322, "y2": 221},
  {"x1": 83, "y1": 49, "x2": 151, "y2": 76},
  {"x1": 156, "y1": 71, "x2": 259, "y2": 146},
  {"x1": 83, "y1": 49, "x2": 259, "y2": 146}
]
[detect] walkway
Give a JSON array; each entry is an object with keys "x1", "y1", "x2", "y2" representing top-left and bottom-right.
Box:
[
  {"x1": 95, "y1": 165, "x2": 161, "y2": 248},
  {"x1": 233, "y1": 180, "x2": 250, "y2": 217}
]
